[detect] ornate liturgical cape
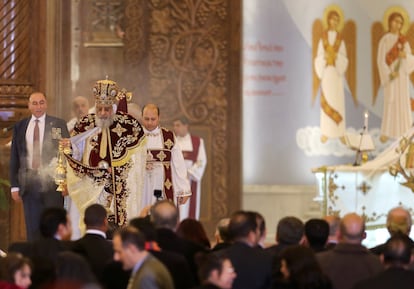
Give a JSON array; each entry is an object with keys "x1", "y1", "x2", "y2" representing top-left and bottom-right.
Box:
[{"x1": 64, "y1": 112, "x2": 146, "y2": 234}]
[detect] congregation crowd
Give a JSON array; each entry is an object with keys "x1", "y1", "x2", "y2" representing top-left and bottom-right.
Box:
[{"x1": 1, "y1": 203, "x2": 414, "y2": 289}]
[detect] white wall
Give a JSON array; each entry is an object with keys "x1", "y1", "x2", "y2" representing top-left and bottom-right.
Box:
[{"x1": 243, "y1": 184, "x2": 321, "y2": 245}]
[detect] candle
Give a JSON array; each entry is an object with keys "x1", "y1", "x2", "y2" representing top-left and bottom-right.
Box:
[{"x1": 364, "y1": 110, "x2": 369, "y2": 131}]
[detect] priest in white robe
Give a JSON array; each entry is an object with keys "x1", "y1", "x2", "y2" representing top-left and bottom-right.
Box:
[
  {"x1": 173, "y1": 117, "x2": 207, "y2": 220},
  {"x1": 141, "y1": 104, "x2": 191, "y2": 219}
]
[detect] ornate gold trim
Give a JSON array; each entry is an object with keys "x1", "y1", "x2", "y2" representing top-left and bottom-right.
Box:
[
  {"x1": 389, "y1": 134, "x2": 414, "y2": 192},
  {"x1": 357, "y1": 181, "x2": 372, "y2": 195}
]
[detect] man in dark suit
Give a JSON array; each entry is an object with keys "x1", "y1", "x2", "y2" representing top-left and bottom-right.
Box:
[
  {"x1": 212, "y1": 217, "x2": 232, "y2": 251},
  {"x1": 225, "y1": 210, "x2": 273, "y2": 289},
  {"x1": 324, "y1": 215, "x2": 341, "y2": 250},
  {"x1": 265, "y1": 216, "x2": 305, "y2": 258},
  {"x1": 150, "y1": 200, "x2": 207, "y2": 285},
  {"x1": 316, "y1": 213, "x2": 383, "y2": 289},
  {"x1": 370, "y1": 206, "x2": 414, "y2": 255},
  {"x1": 10, "y1": 92, "x2": 69, "y2": 241},
  {"x1": 70, "y1": 204, "x2": 113, "y2": 282},
  {"x1": 130, "y1": 216, "x2": 196, "y2": 289},
  {"x1": 304, "y1": 218, "x2": 330, "y2": 252},
  {"x1": 113, "y1": 226, "x2": 174, "y2": 289},
  {"x1": 353, "y1": 233, "x2": 414, "y2": 289},
  {"x1": 265, "y1": 216, "x2": 305, "y2": 286}
]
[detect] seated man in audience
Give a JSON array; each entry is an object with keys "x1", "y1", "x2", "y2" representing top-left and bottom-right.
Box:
[
  {"x1": 265, "y1": 216, "x2": 305, "y2": 285},
  {"x1": 370, "y1": 206, "x2": 414, "y2": 255},
  {"x1": 225, "y1": 210, "x2": 273, "y2": 289},
  {"x1": 304, "y1": 218, "x2": 330, "y2": 252},
  {"x1": 353, "y1": 233, "x2": 414, "y2": 289},
  {"x1": 112, "y1": 226, "x2": 174, "y2": 289},
  {"x1": 316, "y1": 213, "x2": 383, "y2": 289},
  {"x1": 324, "y1": 215, "x2": 341, "y2": 249},
  {"x1": 212, "y1": 218, "x2": 231, "y2": 251},
  {"x1": 193, "y1": 251, "x2": 237, "y2": 289},
  {"x1": 9, "y1": 207, "x2": 72, "y2": 256},
  {"x1": 150, "y1": 200, "x2": 206, "y2": 285},
  {"x1": 70, "y1": 203, "x2": 113, "y2": 282},
  {"x1": 130, "y1": 217, "x2": 195, "y2": 289},
  {"x1": 265, "y1": 216, "x2": 305, "y2": 258}
]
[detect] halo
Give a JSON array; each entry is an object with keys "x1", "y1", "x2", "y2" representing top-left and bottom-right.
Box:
[
  {"x1": 382, "y1": 6, "x2": 410, "y2": 34},
  {"x1": 322, "y1": 4, "x2": 345, "y2": 32}
]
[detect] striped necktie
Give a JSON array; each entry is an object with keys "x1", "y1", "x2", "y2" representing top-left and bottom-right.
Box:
[{"x1": 32, "y1": 119, "x2": 40, "y2": 169}]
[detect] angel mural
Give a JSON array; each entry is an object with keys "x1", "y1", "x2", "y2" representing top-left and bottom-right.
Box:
[
  {"x1": 312, "y1": 5, "x2": 357, "y2": 143},
  {"x1": 372, "y1": 7, "x2": 414, "y2": 143}
]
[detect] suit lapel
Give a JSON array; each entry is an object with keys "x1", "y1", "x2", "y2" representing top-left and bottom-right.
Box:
[
  {"x1": 44, "y1": 115, "x2": 52, "y2": 144},
  {"x1": 19, "y1": 118, "x2": 31, "y2": 154},
  {"x1": 129, "y1": 254, "x2": 151, "y2": 289},
  {"x1": 42, "y1": 115, "x2": 59, "y2": 162}
]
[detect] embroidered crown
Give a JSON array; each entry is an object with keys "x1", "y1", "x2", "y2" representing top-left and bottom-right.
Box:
[{"x1": 93, "y1": 79, "x2": 119, "y2": 105}]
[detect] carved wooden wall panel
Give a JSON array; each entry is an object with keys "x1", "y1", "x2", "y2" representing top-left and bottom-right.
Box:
[
  {"x1": 70, "y1": 0, "x2": 127, "y2": 111},
  {"x1": 123, "y1": 0, "x2": 241, "y2": 234},
  {"x1": 123, "y1": 0, "x2": 148, "y2": 97}
]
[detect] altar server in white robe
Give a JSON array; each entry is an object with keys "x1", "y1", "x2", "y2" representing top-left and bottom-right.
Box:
[
  {"x1": 141, "y1": 104, "x2": 191, "y2": 219},
  {"x1": 173, "y1": 117, "x2": 207, "y2": 220}
]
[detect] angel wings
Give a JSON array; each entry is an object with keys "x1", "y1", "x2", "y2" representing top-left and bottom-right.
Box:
[
  {"x1": 312, "y1": 13, "x2": 357, "y2": 107},
  {"x1": 312, "y1": 5, "x2": 414, "y2": 143},
  {"x1": 312, "y1": 6, "x2": 356, "y2": 142}
]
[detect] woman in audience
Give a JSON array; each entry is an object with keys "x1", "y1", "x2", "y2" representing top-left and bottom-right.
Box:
[
  {"x1": 177, "y1": 218, "x2": 211, "y2": 249},
  {"x1": 0, "y1": 253, "x2": 32, "y2": 289},
  {"x1": 193, "y1": 252, "x2": 236, "y2": 289},
  {"x1": 275, "y1": 245, "x2": 332, "y2": 289}
]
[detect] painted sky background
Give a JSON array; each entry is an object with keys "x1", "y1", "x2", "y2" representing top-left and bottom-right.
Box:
[{"x1": 243, "y1": 0, "x2": 414, "y2": 185}]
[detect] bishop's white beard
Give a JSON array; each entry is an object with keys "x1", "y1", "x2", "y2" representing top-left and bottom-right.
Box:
[{"x1": 95, "y1": 115, "x2": 114, "y2": 129}]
